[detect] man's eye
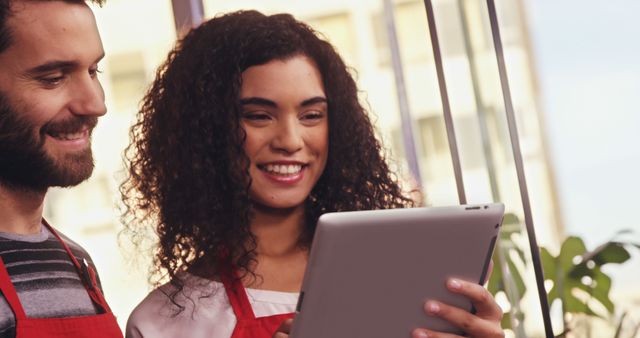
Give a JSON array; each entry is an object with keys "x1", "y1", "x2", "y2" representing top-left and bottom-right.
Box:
[
  {"x1": 89, "y1": 67, "x2": 103, "y2": 78},
  {"x1": 39, "y1": 76, "x2": 65, "y2": 86}
]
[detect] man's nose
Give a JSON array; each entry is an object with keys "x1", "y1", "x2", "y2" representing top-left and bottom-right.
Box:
[{"x1": 69, "y1": 76, "x2": 107, "y2": 117}]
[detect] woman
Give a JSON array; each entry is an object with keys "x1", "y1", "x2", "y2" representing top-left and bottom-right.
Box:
[{"x1": 122, "y1": 10, "x2": 503, "y2": 338}]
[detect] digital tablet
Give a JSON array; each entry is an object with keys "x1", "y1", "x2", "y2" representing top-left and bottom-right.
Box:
[{"x1": 290, "y1": 203, "x2": 504, "y2": 338}]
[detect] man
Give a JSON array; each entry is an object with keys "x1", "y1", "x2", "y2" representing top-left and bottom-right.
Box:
[{"x1": 0, "y1": 0, "x2": 122, "y2": 336}]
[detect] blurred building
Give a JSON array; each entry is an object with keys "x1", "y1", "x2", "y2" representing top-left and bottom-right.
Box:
[{"x1": 43, "y1": 0, "x2": 571, "y2": 335}]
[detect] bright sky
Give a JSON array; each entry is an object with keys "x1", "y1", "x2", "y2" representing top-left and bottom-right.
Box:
[{"x1": 524, "y1": 0, "x2": 640, "y2": 296}]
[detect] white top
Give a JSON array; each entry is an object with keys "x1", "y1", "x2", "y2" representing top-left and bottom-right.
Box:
[{"x1": 126, "y1": 273, "x2": 299, "y2": 338}]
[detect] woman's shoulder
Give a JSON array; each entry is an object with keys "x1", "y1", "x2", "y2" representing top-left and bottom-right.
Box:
[
  {"x1": 126, "y1": 283, "x2": 176, "y2": 338},
  {"x1": 126, "y1": 274, "x2": 231, "y2": 338},
  {"x1": 126, "y1": 285, "x2": 169, "y2": 338}
]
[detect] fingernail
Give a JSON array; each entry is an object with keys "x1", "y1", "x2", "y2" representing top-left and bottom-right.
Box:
[
  {"x1": 413, "y1": 330, "x2": 429, "y2": 338},
  {"x1": 426, "y1": 301, "x2": 440, "y2": 314},
  {"x1": 449, "y1": 278, "x2": 461, "y2": 290}
]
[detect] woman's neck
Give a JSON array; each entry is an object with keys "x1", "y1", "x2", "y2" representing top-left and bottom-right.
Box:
[
  {"x1": 246, "y1": 203, "x2": 308, "y2": 292},
  {"x1": 250, "y1": 203, "x2": 305, "y2": 257}
]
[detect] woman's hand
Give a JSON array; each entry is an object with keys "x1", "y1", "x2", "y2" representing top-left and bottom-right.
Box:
[
  {"x1": 411, "y1": 278, "x2": 504, "y2": 338},
  {"x1": 273, "y1": 318, "x2": 293, "y2": 338}
]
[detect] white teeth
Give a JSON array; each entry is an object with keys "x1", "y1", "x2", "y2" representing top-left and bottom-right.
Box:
[
  {"x1": 54, "y1": 132, "x2": 85, "y2": 141},
  {"x1": 263, "y1": 164, "x2": 303, "y2": 175}
]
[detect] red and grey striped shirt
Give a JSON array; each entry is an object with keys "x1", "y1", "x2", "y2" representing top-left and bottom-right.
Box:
[{"x1": 0, "y1": 225, "x2": 103, "y2": 338}]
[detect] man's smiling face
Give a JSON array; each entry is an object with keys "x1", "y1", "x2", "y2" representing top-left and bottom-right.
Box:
[{"x1": 0, "y1": 1, "x2": 106, "y2": 190}]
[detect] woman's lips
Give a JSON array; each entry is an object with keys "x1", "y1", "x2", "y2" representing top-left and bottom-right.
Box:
[{"x1": 257, "y1": 163, "x2": 306, "y2": 184}]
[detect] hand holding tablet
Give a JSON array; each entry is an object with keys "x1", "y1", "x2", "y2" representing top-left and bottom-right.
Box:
[
  {"x1": 288, "y1": 204, "x2": 505, "y2": 338},
  {"x1": 411, "y1": 276, "x2": 504, "y2": 337}
]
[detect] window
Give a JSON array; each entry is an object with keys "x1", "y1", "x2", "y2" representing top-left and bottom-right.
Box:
[{"x1": 107, "y1": 52, "x2": 147, "y2": 113}]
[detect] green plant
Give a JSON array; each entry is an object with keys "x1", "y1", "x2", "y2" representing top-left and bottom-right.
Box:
[
  {"x1": 488, "y1": 213, "x2": 528, "y2": 333},
  {"x1": 541, "y1": 231, "x2": 640, "y2": 336},
  {"x1": 489, "y1": 217, "x2": 639, "y2": 337}
]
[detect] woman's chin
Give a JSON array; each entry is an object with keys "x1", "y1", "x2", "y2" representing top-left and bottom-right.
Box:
[{"x1": 250, "y1": 199, "x2": 306, "y2": 214}]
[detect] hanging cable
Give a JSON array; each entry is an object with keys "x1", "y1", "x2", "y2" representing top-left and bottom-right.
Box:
[
  {"x1": 383, "y1": 0, "x2": 423, "y2": 188},
  {"x1": 423, "y1": 0, "x2": 467, "y2": 205},
  {"x1": 485, "y1": 0, "x2": 554, "y2": 336}
]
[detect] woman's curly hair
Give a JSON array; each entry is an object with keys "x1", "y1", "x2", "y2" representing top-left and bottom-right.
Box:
[{"x1": 121, "y1": 10, "x2": 415, "y2": 301}]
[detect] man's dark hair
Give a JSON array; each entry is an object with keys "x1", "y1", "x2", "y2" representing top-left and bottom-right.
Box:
[{"x1": 0, "y1": 0, "x2": 105, "y2": 53}]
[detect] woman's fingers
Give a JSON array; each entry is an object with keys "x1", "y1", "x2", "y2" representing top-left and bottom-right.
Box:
[
  {"x1": 421, "y1": 299, "x2": 503, "y2": 337},
  {"x1": 415, "y1": 278, "x2": 504, "y2": 338},
  {"x1": 272, "y1": 318, "x2": 294, "y2": 338},
  {"x1": 411, "y1": 327, "x2": 460, "y2": 338},
  {"x1": 446, "y1": 278, "x2": 502, "y2": 321}
]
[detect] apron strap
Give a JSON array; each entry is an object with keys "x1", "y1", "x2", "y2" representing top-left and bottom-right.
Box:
[
  {"x1": 0, "y1": 256, "x2": 28, "y2": 319},
  {"x1": 221, "y1": 270, "x2": 256, "y2": 321},
  {"x1": 42, "y1": 220, "x2": 112, "y2": 313}
]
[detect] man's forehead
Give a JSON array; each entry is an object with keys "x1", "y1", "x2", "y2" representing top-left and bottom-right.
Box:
[
  {"x1": 2, "y1": 1, "x2": 103, "y2": 66},
  {"x1": 8, "y1": 1, "x2": 91, "y2": 30}
]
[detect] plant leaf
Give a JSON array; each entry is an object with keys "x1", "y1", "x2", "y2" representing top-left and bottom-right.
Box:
[
  {"x1": 507, "y1": 256, "x2": 527, "y2": 297},
  {"x1": 547, "y1": 284, "x2": 558, "y2": 303},
  {"x1": 559, "y1": 237, "x2": 587, "y2": 272},
  {"x1": 500, "y1": 311, "x2": 513, "y2": 330},
  {"x1": 588, "y1": 270, "x2": 614, "y2": 314},
  {"x1": 502, "y1": 213, "x2": 520, "y2": 226},
  {"x1": 488, "y1": 249, "x2": 503, "y2": 295},
  {"x1": 563, "y1": 266, "x2": 614, "y2": 317},
  {"x1": 584, "y1": 242, "x2": 631, "y2": 266},
  {"x1": 563, "y1": 287, "x2": 590, "y2": 315},
  {"x1": 541, "y1": 247, "x2": 557, "y2": 281},
  {"x1": 541, "y1": 234, "x2": 636, "y2": 323}
]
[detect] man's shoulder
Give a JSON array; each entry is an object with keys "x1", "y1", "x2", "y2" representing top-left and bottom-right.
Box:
[
  {"x1": 44, "y1": 225, "x2": 103, "y2": 288},
  {"x1": 44, "y1": 225, "x2": 95, "y2": 264},
  {"x1": 52, "y1": 227, "x2": 90, "y2": 253},
  {"x1": 0, "y1": 224, "x2": 103, "y2": 335}
]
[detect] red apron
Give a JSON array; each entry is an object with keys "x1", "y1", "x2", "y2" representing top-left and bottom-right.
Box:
[
  {"x1": 222, "y1": 272, "x2": 295, "y2": 338},
  {"x1": 0, "y1": 222, "x2": 123, "y2": 338}
]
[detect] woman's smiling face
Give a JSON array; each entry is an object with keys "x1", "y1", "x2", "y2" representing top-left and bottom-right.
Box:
[{"x1": 239, "y1": 55, "x2": 329, "y2": 211}]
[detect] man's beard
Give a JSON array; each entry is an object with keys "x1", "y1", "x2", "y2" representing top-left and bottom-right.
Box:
[{"x1": 0, "y1": 93, "x2": 98, "y2": 192}]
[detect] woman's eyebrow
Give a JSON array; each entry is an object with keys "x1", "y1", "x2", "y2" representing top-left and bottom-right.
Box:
[
  {"x1": 239, "y1": 97, "x2": 277, "y2": 108},
  {"x1": 239, "y1": 96, "x2": 327, "y2": 108},
  {"x1": 300, "y1": 96, "x2": 327, "y2": 107}
]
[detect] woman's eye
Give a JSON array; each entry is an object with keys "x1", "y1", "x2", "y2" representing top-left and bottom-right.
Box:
[
  {"x1": 243, "y1": 112, "x2": 271, "y2": 121},
  {"x1": 301, "y1": 111, "x2": 326, "y2": 122}
]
